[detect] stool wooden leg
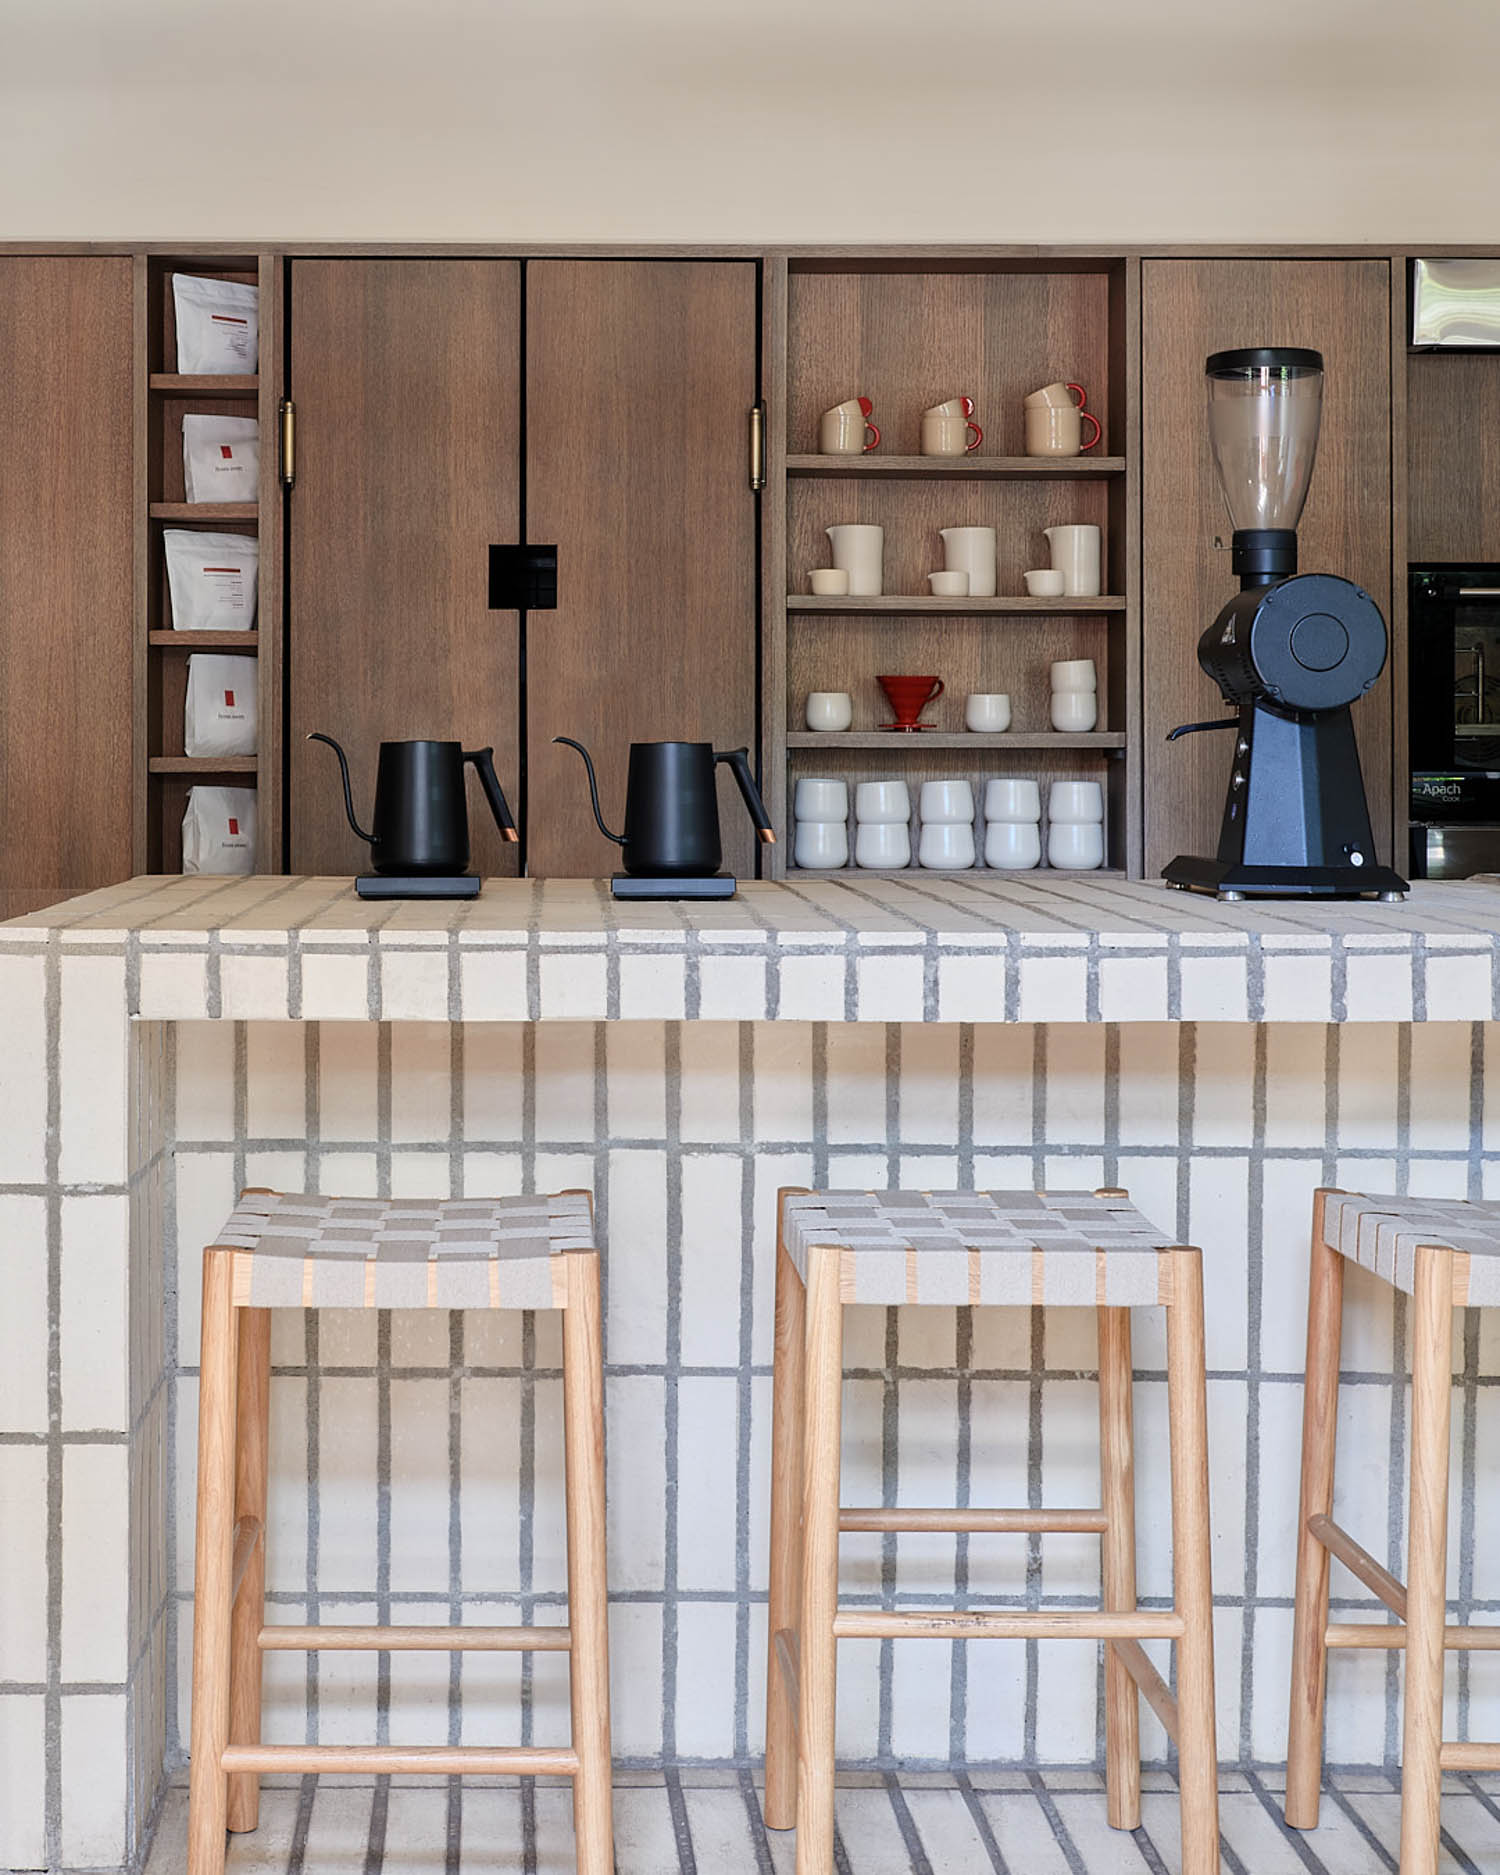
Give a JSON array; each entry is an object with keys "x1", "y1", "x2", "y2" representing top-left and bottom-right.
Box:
[
  {"x1": 765, "y1": 1203, "x2": 807, "y2": 1830},
  {"x1": 1098, "y1": 1305, "x2": 1141, "y2": 1831},
  {"x1": 796, "y1": 1243, "x2": 844, "y2": 1875},
  {"x1": 226, "y1": 1307, "x2": 270, "y2": 1833},
  {"x1": 1286, "y1": 1189, "x2": 1345, "y2": 1829},
  {"x1": 1166, "y1": 1248, "x2": 1220, "y2": 1875},
  {"x1": 187, "y1": 1251, "x2": 240, "y2": 1875},
  {"x1": 563, "y1": 1251, "x2": 614, "y2": 1875},
  {"x1": 1400, "y1": 1244, "x2": 1455, "y2": 1875}
]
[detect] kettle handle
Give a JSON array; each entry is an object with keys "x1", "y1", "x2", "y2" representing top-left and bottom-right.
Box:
[
  {"x1": 715, "y1": 747, "x2": 777, "y2": 846},
  {"x1": 553, "y1": 737, "x2": 625, "y2": 846},
  {"x1": 306, "y1": 732, "x2": 375, "y2": 845},
  {"x1": 463, "y1": 747, "x2": 520, "y2": 844}
]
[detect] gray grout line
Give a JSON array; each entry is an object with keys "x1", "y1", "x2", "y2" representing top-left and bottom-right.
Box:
[
  {"x1": 1238, "y1": 1021, "x2": 1269, "y2": 1765},
  {"x1": 1027, "y1": 1767, "x2": 1089, "y2": 1875},
  {"x1": 44, "y1": 934, "x2": 63, "y2": 1872},
  {"x1": 733, "y1": 1025, "x2": 756, "y2": 1764},
  {"x1": 1322, "y1": 1782, "x2": 1398, "y2": 1871},
  {"x1": 736, "y1": 1767, "x2": 778, "y2": 1875},
  {"x1": 664, "y1": 1766, "x2": 699, "y2": 1875},
  {"x1": 955, "y1": 1769, "x2": 1013, "y2": 1873},
  {"x1": 662, "y1": 1023, "x2": 685, "y2": 1764},
  {"x1": 1244, "y1": 1768, "x2": 1337, "y2": 1875},
  {"x1": 883, "y1": 1769, "x2": 935, "y2": 1875}
]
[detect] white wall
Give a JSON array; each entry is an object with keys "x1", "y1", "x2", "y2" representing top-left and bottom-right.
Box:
[{"x1": 2, "y1": 0, "x2": 1496, "y2": 245}]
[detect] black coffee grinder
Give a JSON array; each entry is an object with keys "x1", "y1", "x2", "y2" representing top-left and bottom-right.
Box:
[{"x1": 1164, "y1": 347, "x2": 1407, "y2": 901}]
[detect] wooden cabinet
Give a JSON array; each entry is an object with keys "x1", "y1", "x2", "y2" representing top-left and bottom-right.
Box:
[
  {"x1": 1142, "y1": 258, "x2": 1395, "y2": 876},
  {"x1": 0, "y1": 257, "x2": 135, "y2": 908},
  {"x1": 287, "y1": 259, "x2": 523, "y2": 877},
  {"x1": 524, "y1": 260, "x2": 760, "y2": 878}
]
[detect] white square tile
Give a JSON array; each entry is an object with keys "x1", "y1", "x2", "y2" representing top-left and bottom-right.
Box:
[
  {"x1": 897, "y1": 1025, "x2": 960, "y2": 1146},
  {"x1": 618, "y1": 953, "x2": 686, "y2": 1021},
  {"x1": 1018, "y1": 953, "x2": 1088, "y2": 1022},
  {"x1": 219, "y1": 950, "x2": 289, "y2": 1019},
  {"x1": 1262, "y1": 951, "x2": 1333, "y2": 1021},
  {"x1": 606, "y1": 1023, "x2": 667, "y2": 1140},
  {"x1": 246, "y1": 1021, "x2": 307, "y2": 1141},
  {"x1": 856, "y1": 952, "x2": 925, "y2": 1022},
  {"x1": 461, "y1": 1023, "x2": 525, "y2": 1144},
  {"x1": 532, "y1": 1024, "x2": 597, "y2": 1142},
  {"x1": 607, "y1": 1602, "x2": 663, "y2": 1759},
  {"x1": 676, "y1": 1023, "x2": 744, "y2": 1143},
  {"x1": 678, "y1": 1157, "x2": 747, "y2": 1368},
  {"x1": 173, "y1": 1021, "x2": 236, "y2": 1140},
  {"x1": 1116, "y1": 1024, "x2": 1179, "y2": 1146},
  {"x1": 604, "y1": 1149, "x2": 669, "y2": 1367},
  {"x1": 317, "y1": 1021, "x2": 380, "y2": 1141},
  {"x1": 1336, "y1": 1023, "x2": 1400, "y2": 1151},
  {"x1": 60, "y1": 952, "x2": 129, "y2": 1185},
  {"x1": 298, "y1": 950, "x2": 371, "y2": 1020},
  {"x1": 777, "y1": 951, "x2": 847, "y2": 1022},
  {"x1": 675, "y1": 1377, "x2": 739, "y2": 1593},
  {"x1": 1099, "y1": 954, "x2": 1169, "y2": 1022},
  {"x1": 1189, "y1": 1024, "x2": 1256, "y2": 1146},
  {"x1": 459, "y1": 1377, "x2": 521, "y2": 1595},
  {"x1": 824, "y1": 1025, "x2": 888, "y2": 1145},
  {"x1": 60, "y1": 1193, "x2": 130, "y2": 1431},
  {"x1": 61, "y1": 1444, "x2": 129, "y2": 1682},
  {"x1": 0, "y1": 1695, "x2": 46, "y2": 1869},
  {"x1": 696, "y1": 953, "x2": 768, "y2": 1021},
  {"x1": 459, "y1": 947, "x2": 529, "y2": 1022},
  {"x1": 138, "y1": 949, "x2": 209, "y2": 1021},
  {"x1": 388, "y1": 1377, "x2": 451, "y2": 1594},
  {"x1": 389, "y1": 1023, "x2": 454, "y2": 1143},
  {"x1": 537, "y1": 950, "x2": 608, "y2": 1020},
  {"x1": 1041, "y1": 1025, "x2": 1106, "y2": 1145},
  {"x1": 1180, "y1": 952, "x2": 1249, "y2": 1022},
  {"x1": 380, "y1": 945, "x2": 451, "y2": 1021},
  {"x1": 0, "y1": 1196, "x2": 47, "y2": 1434},
  {"x1": 1345, "y1": 950, "x2": 1414, "y2": 1023},
  {"x1": 0, "y1": 1449, "x2": 47, "y2": 1682},
  {"x1": 606, "y1": 1376, "x2": 667, "y2": 1592},
  {"x1": 752, "y1": 1024, "x2": 813, "y2": 1142},
  {"x1": 935, "y1": 952, "x2": 1006, "y2": 1023}
]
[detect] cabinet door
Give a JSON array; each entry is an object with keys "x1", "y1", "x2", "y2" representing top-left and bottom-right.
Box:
[
  {"x1": 287, "y1": 259, "x2": 522, "y2": 876},
  {"x1": 0, "y1": 257, "x2": 134, "y2": 910},
  {"x1": 1142, "y1": 259, "x2": 1393, "y2": 875},
  {"x1": 524, "y1": 260, "x2": 760, "y2": 878}
]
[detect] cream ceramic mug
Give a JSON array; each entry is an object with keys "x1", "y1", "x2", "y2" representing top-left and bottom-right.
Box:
[
  {"x1": 926, "y1": 396, "x2": 977, "y2": 418},
  {"x1": 820, "y1": 397, "x2": 880, "y2": 455},
  {"x1": 1025, "y1": 380, "x2": 1088, "y2": 409},
  {"x1": 921, "y1": 412, "x2": 983, "y2": 456},
  {"x1": 804, "y1": 691, "x2": 854, "y2": 732},
  {"x1": 1026, "y1": 404, "x2": 1103, "y2": 457}
]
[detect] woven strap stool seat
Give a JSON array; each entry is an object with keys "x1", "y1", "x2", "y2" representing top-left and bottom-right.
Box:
[
  {"x1": 765, "y1": 1187, "x2": 1219, "y2": 1875},
  {"x1": 187, "y1": 1189, "x2": 612, "y2": 1875},
  {"x1": 1289, "y1": 1189, "x2": 1500, "y2": 1875}
]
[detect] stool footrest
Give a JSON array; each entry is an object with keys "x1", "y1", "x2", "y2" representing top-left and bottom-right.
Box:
[
  {"x1": 1326, "y1": 1621, "x2": 1500, "y2": 1651},
  {"x1": 832, "y1": 1609, "x2": 1185, "y2": 1641},
  {"x1": 1442, "y1": 1743, "x2": 1500, "y2": 1771},
  {"x1": 220, "y1": 1744, "x2": 580, "y2": 1777},
  {"x1": 838, "y1": 1506, "x2": 1107, "y2": 1535},
  {"x1": 1108, "y1": 1637, "x2": 1179, "y2": 1745},
  {"x1": 257, "y1": 1624, "x2": 572, "y2": 1653},
  {"x1": 1307, "y1": 1514, "x2": 1407, "y2": 1620},
  {"x1": 230, "y1": 1518, "x2": 264, "y2": 1606}
]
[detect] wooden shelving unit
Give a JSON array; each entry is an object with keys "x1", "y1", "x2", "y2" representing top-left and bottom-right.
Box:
[
  {"x1": 763, "y1": 252, "x2": 1141, "y2": 878},
  {"x1": 135, "y1": 252, "x2": 282, "y2": 873}
]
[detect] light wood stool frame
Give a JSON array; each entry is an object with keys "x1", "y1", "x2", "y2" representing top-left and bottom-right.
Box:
[
  {"x1": 1287, "y1": 1186, "x2": 1488, "y2": 1875},
  {"x1": 762, "y1": 1187, "x2": 1220, "y2": 1875},
  {"x1": 185, "y1": 1193, "x2": 613, "y2": 1875}
]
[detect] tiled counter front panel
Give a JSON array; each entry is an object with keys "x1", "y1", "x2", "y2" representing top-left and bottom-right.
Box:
[{"x1": 9, "y1": 1011, "x2": 1500, "y2": 1871}]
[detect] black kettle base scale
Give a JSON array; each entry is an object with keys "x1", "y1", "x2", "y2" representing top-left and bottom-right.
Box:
[
  {"x1": 1164, "y1": 858, "x2": 1408, "y2": 901},
  {"x1": 610, "y1": 873, "x2": 737, "y2": 900},
  {"x1": 356, "y1": 873, "x2": 481, "y2": 900}
]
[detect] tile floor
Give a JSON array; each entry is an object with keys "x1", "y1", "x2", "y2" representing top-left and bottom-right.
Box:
[{"x1": 143, "y1": 1768, "x2": 1500, "y2": 1873}]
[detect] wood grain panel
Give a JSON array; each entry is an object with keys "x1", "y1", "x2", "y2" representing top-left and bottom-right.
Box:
[
  {"x1": 0, "y1": 257, "x2": 135, "y2": 896},
  {"x1": 1142, "y1": 260, "x2": 1394, "y2": 876},
  {"x1": 286, "y1": 259, "x2": 522, "y2": 877},
  {"x1": 1407, "y1": 354, "x2": 1500, "y2": 562},
  {"x1": 525, "y1": 260, "x2": 759, "y2": 878},
  {"x1": 786, "y1": 269, "x2": 1113, "y2": 460}
]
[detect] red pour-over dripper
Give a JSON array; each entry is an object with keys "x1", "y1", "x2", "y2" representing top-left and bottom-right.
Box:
[{"x1": 877, "y1": 674, "x2": 944, "y2": 730}]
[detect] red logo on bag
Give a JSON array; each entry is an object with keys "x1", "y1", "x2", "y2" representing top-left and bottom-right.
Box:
[
  {"x1": 224, "y1": 690, "x2": 235, "y2": 707},
  {"x1": 220, "y1": 445, "x2": 233, "y2": 459},
  {"x1": 228, "y1": 818, "x2": 240, "y2": 836}
]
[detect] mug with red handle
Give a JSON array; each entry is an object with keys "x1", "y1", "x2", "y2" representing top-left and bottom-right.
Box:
[
  {"x1": 819, "y1": 396, "x2": 881, "y2": 455},
  {"x1": 1023, "y1": 381, "x2": 1101, "y2": 456},
  {"x1": 922, "y1": 396, "x2": 983, "y2": 455}
]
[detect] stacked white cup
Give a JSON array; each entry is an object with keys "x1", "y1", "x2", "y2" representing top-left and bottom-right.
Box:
[
  {"x1": 1050, "y1": 658, "x2": 1098, "y2": 733},
  {"x1": 793, "y1": 777, "x2": 849, "y2": 870},
  {"x1": 854, "y1": 779, "x2": 911, "y2": 869},
  {"x1": 1047, "y1": 780, "x2": 1105, "y2": 869},
  {"x1": 983, "y1": 778, "x2": 1042, "y2": 869},
  {"x1": 918, "y1": 779, "x2": 975, "y2": 870}
]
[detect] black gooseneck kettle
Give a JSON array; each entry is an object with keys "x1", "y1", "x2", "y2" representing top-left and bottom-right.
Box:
[
  {"x1": 554, "y1": 737, "x2": 775, "y2": 877},
  {"x1": 309, "y1": 734, "x2": 518, "y2": 876}
]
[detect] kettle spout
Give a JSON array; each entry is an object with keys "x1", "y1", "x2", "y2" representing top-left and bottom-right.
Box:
[
  {"x1": 307, "y1": 733, "x2": 375, "y2": 845},
  {"x1": 715, "y1": 747, "x2": 777, "y2": 846},
  {"x1": 553, "y1": 737, "x2": 625, "y2": 846}
]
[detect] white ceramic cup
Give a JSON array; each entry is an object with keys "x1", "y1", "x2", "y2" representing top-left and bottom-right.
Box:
[
  {"x1": 1047, "y1": 821, "x2": 1105, "y2": 870},
  {"x1": 794, "y1": 819, "x2": 850, "y2": 869},
  {"x1": 809, "y1": 567, "x2": 851, "y2": 596},
  {"x1": 919, "y1": 778, "x2": 975, "y2": 824},
  {"x1": 939, "y1": 525, "x2": 997, "y2": 598},
  {"x1": 855, "y1": 821, "x2": 912, "y2": 870},
  {"x1": 965, "y1": 692, "x2": 1011, "y2": 733},
  {"x1": 825, "y1": 523, "x2": 884, "y2": 595},
  {"x1": 1024, "y1": 568, "x2": 1066, "y2": 598},
  {"x1": 920, "y1": 413, "x2": 981, "y2": 457},
  {"x1": 819, "y1": 400, "x2": 878, "y2": 455},
  {"x1": 919, "y1": 821, "x2": 976, "y2": 870},
  {"x1": 1045, "y1": 523, "x2": 1102, "y2": 597},
  {"x1": 1050, "y1": 691, "x2": 1099, "y2": 732},
  {"x1": 854, "y1": 778, "x2": 911, "y2": 824},
  {"x1": 1047, "y1": 779, "x2": 1105, "y2": 823},
  {"x1": 984, "y1": 777, "x2": 1041, "y2": 822},
  {"x1": 794, "y1": 776, "x2": 849, "y2": 821},
  {"x1": 1050, "y1": 658, "x2": 1097, "y2": 692},
  {"x1": 928, "y1": 569, "x2": 970, "y2": 596},
  {"x1": 984, "y1": 819, "x2": 1042, "y2": 869},
  {"x1": 804, "y1": 691, "x2": 854, "y2": 732}
]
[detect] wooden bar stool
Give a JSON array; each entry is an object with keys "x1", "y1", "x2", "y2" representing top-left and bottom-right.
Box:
[
  {"x1": 763, "y1": 1187, "x2": 1220, "y2": 1875},
  {"x1": 186, "y1": 1189, "x2": 612, "y2": 1875},
  {"x1": 1288, "y1": 1188, "x2": 1500, "y2": 1875}
]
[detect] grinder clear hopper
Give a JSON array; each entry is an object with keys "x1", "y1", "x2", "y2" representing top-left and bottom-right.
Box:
[{"x1": 1205, "y1": 347, "x2": 1323, "y2": 583}]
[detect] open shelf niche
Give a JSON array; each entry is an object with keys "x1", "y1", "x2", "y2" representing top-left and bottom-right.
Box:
[
  {"x1": 136, "y1": 253, "x2": 282, "y2": 872},
  {"x1": 762, "y1": 254, "x2": 1141, "y2": 879}
]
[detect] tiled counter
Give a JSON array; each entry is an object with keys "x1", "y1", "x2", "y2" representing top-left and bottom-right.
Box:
[{"x1": 5, "y1": 873, "x2": 1500, "y2": 1872}]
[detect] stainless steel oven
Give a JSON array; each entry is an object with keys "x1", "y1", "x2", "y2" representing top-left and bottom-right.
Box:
[{"x1": 1409, "y1": 565, "x2": 1500, "y2": 877}]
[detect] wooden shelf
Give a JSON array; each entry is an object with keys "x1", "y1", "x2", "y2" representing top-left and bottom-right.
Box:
[
  {"x1": 148, "y1": 631, "x2": 259, "y2": 649},
  {"x1": 149, "y1": 373, "x2": 258, "y2": 394},
  {"x1": 788, "y1": 594, "x2": 1126, "y2": 615},
  {"x1": 786, "y1": 731, "x2": 1125, "y2": 751},
  {"x1": 786, "y1": 453, "x2": 1126, "y2": 479},
  {"x1": 148, "y1": 756, "x2": 258, "y2": 775},
  {"x1": 149, "y1": 503, "x2": 258, "y2": 522}
]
